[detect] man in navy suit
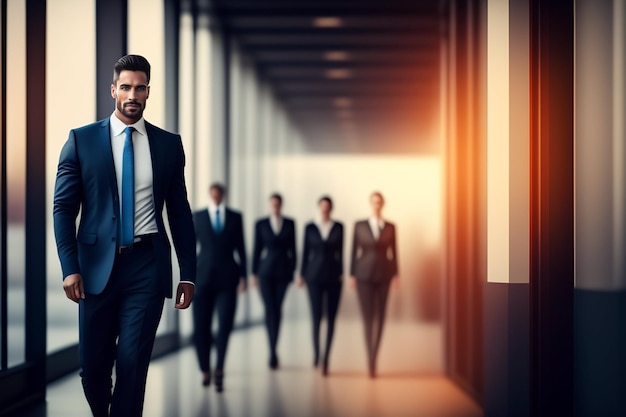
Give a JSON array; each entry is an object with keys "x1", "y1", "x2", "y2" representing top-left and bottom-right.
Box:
[
  {"x1": 53, "y1": 55, "x2": 196, "y2": 417},
  {"x1": 192, "y1": 183, "x2": 247, "y2": 392},
  {"x1": 252, "y1": 193, "x2": 296, "y2": 369}
]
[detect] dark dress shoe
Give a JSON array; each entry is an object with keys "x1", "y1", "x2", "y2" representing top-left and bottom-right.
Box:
[
  {"x1": 214, "y1": 369, "x2": 224, "y2": 393},
  {"x1": 322, "y1": 358, "x2": 329, "y2": 376},
  {"x1": 269, "y1": 354, "x2": 279, "y2": 370},
  {"x1": 202, "y1": 371, "x2": 211, "y2": 387},
  {"x1": 313, "y1": 351, "x2": 320, "y2": 368}
]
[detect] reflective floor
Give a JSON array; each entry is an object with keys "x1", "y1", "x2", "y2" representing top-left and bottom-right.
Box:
[{"x1": 22, "y1": 314, "x2": 482, "y2": 417}]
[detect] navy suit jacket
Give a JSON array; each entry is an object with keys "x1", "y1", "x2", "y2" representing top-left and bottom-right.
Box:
[
  {"x1": 193, "y1": 207, "x2": 247, "y2": 290},
  {"x1": 53, "y1": 118, "x2": 196, "y2": 298},
  {"x1": 350, "y1": 220, "x2": 398, "y2": 283},
  {"x1": 300, "y1": 222, "x2": 343, "y2": 283},
  {"x1": 252, "y1": 217, "x2": 296, "y2": 281}
]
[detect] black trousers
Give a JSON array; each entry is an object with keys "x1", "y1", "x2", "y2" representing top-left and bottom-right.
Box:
[
  {"x1": 307, "y1": 279, "x2": 342, "y2": 366},
  {"x1": 192, "y1": 284, "x2": 238, "y2": 372},
  {"x1": 258, "y1": 276, "x2": 290, "y2": 358},
  {"x1": 79, "y1": 244, "x2": 164, "y2": 417},
  {"x1": 355, "y1": 280, "x2": 391, "y2": 371}
]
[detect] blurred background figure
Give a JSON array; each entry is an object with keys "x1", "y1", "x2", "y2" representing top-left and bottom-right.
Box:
[
  {"x1": 298, "y1": 195, "x2": 343, "y2": 376},
  {"x1": 350, "y1": 191, "x2": 399, "y2": 378},
  {"x1": 192, "y1": 183, "x2": 247, "y2": 392},
  {"x1": 252, "y1": 193, "x2": 297, "y2": 370}
]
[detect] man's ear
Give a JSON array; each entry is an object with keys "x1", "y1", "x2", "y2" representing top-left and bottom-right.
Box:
[{"x1": 110, "y1": 84, "x2": 116, "y2": 99}]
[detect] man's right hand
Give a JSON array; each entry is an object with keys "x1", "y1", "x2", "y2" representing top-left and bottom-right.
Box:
[
  {"x1": 63, "y1": 273, "x2": 85, "y2": 303},
  {"x1": 251, "y1": 275, "x2": 259, "y2": 288}
]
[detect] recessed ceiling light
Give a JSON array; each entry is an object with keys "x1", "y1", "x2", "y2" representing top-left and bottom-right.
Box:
[
  {"x1": 333, "y1": 97, "x2": 353, "y2": 108},
  {"x1": 313, "y1": 17, "x2": 343, "y2": 28},
  {"x1": 336, "y1": 109, "x2": 353, "y2": 119},
  {"x1": 325, "y1": 69, "x2": 353, "y2": 79},
  {"x1": 324, "y1": 51, "x2": 350, "y2": 61}
]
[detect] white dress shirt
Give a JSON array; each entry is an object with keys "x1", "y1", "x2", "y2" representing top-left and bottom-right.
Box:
[
  {"x1": 368, "y1": 217, "x2": 385, "y2": 240},
  {"x1": 110, "y1": 113, "x2": 158, "y2": 237},
  {"x1": 270, "y1": 215, "x2": 283, "y2": 235},
  {"x1": 315, "y1": 219, "x2": 335, "y2": 241},
  {"x1": 208, "y1": 203, "x2": 226, "y2": 229}
]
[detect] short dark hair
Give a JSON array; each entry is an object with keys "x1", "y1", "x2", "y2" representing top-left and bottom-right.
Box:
[
  {"x1": 318, "y1": 195, "x2": 333, "y2": 209},
  {"x1": 370, "y1": 191, "x2": 385, "y2": 204},
  {"x1": 270, "y1": 193, "x2": 283, "y2": 205},
  {"x1": 209, "y1": 182, "x2": 226, "y2": 196},
  {"x1": 113, "y1": 54, "x2": 151, "y2": 84}
]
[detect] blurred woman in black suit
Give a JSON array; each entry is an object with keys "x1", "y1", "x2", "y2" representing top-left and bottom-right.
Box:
[
  {"x1": 252, "y1": 193, "x2": 297, "y2": 370},
  {"x1": 350, "y1": 191, "x2": 398, "y2": 378},
  {"x1": 298, "y1": 196, "x2": 343, "y2": 376}
]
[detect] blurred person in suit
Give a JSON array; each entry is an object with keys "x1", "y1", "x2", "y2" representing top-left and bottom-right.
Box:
[
  {"x1": 53, "y1": 55, "x2": 195, "y2": 417},
  {"x1": 298, "y1": 196, "x2": 343, "y2": 376},
  {"x1": 192, "y1": 183, "x2": 247, "y2": 392},
  {"x1": 252, "y1": 193, "x2": 296, "y2": 369},
  {"x1": 349, "y1": 191, "x2": 398, "y2": 378}
]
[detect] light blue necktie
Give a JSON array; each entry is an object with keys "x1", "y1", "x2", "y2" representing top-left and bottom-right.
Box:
[
  {"x1": 120, "y1": 126, "x2": 135, "y2": 246},
  {"x1": 214, "y1": 208, "x2": 222, "y2": 233}
]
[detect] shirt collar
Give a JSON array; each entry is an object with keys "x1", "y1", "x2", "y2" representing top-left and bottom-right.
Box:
[
  {"x1": 315, "y1": 218, "x2": 334, "y2": 227},
  {"x1": 369, "y1": 216, "x2": 385, "y2": 228},
  {"x1": 110, "y1": 112, "x2": 147, "y2": 137},
  {"x1": 208, "y1": 203, "x2": 225, "y2": 212}
]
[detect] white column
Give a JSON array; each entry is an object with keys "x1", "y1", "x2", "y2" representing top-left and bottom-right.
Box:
[{"x1": 487, "y1": 0, "x2": 530, "y2": 284}]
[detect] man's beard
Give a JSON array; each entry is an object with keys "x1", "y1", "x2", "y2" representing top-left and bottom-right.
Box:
[{"x1": 117, "y1": 100, "x2": 145, "y2": 121}]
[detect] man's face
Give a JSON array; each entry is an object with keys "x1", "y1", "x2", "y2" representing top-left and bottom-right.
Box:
[
  {"x1": 319, "y1": 200, "x2": 332, "y2": 217},
  {"x1": 270, "y1": 197, "x2": 282, "y2": 216},
  {"x1": 210, "y1": 187, "x2": 223, "y2": 206},
  {"x1": 370, "y1": 194, "x2": 384, "y2": 215},
  {"x1": 111, "y1": 70, "x2": 150, "y2": 124}
]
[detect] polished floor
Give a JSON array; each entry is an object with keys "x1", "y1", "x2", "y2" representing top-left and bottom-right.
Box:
[{"x1": 23, "y1": 313, "x2": 482, "y2": 417}]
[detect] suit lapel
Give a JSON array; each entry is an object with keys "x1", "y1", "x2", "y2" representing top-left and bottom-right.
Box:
[
  {"x1": 98, "y1": 119, "x2": 119, "y2": 206},
  {"x1": 364, "y1": 220, "x2": 378, "y2": 242},
  {"x1": 265, "y1": 218, "x2": 276, "y2": 238},
  {"x1": 220, "y1": 209, "x2": 231, "y2": 235},
  {"x1": 145, "y1": 122, "x2": 162, "y2": 205},
  {"x1": 379, "y1": 223, "x2": 390, "y2": 242}
]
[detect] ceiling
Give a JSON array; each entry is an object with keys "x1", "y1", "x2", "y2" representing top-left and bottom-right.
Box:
[{"x1": 211, "y1": 0, "x2": 449, "y2": 152}]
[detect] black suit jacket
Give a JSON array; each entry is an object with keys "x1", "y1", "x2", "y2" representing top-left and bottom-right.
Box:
[
  {"x1": 350, "y1": 220, "x2": 398, "y2": 283},
  {"x1": 193, "y1": 207, "x2": 247, "y2": 290},
  {"x1": 252, "y1": 217, "x2": 296, "y2": 281},
  {"x1": 301, "y1": 222, "x2": 343, "y2": 283}
]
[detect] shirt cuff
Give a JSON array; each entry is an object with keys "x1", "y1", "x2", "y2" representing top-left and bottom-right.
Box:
[{"x1": 180, "y1": 280, "x2": 195, "y2": 286}]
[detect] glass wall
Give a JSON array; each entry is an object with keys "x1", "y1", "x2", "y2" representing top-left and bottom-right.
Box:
[
  {"x1": 6, "y1": 0, "x2": 26, "y2": 369},
  {"x1": 45, "y1": 0, "x2": 96, "y2": 355}
]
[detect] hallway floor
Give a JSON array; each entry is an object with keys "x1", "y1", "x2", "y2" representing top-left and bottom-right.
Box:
[{"x1": 23, "y1": 315, "x2": 482, "y2": 417}]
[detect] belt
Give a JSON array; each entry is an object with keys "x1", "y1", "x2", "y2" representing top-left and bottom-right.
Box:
[{"x1": 117, "y1": 233, "x2": 157, "y2": 255}]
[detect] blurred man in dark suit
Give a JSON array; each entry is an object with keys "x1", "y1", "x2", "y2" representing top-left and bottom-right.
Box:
[
  {"x1": 252, "y1": 193, "x2": 296, "y2": 369},
  {"x1": 192, "y1": 183, "x2": 247, "y2": 392}
]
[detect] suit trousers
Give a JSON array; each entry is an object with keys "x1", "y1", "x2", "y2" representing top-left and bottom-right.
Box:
[
  {"x1": 192, "y1": 285, "x2": 238, "y2": 371},
  {"x1": 78, "y1": 243, "x2": 164, "y2": 417},
  {"x1": 355, "y1": 280, "x2": 391, "y2": 372},
  {"x1": 307, "y1": 280, "x2": 342, "y2": 366},
  {"x1": 259, "y1": 276, "x2": 290, "y2": 358}
]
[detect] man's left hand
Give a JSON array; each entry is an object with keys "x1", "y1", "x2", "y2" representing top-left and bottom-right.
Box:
[{"x1": 175, "y1": 282, "x2": 195, "y2": 309}]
